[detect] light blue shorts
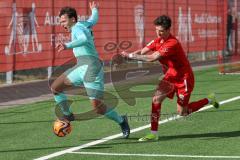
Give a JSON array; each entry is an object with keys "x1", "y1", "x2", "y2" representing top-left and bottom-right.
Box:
[{"x1": 65, "y1": 56, "x2": 104, "y2": 99}]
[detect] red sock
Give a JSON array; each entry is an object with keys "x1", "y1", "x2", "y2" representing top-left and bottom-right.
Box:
[
  {"x1": 187, "y1": 98, "x2": 209, "y2": 113},
  {"x1": 151, "y1": 102, "x2": 161, "y2": 131}
]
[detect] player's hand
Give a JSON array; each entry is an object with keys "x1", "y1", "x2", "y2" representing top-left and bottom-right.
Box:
[
  {"x1": 56, "y1": 42, "x2": 66, "y2": 52},
  {"x1": 89, "y1": 1, "x2": 99, "y2": 10},
  {"x1": 120, "y1": 51, "x2": 135, "y2": 59},
  {"x1": 120, "y1": 51, "x2": 129, "y2": 58}
]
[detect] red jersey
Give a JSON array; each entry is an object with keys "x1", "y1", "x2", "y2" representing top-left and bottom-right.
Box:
[{"x1": 146, "y1": 34, "x2": 193, "y2": 80}]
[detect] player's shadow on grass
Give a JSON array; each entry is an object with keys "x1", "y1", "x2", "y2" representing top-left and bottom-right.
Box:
[
  {"x1": 196, "y1": 79, "x2": 240, "y2": 83},
  {"x1": 191, "y1": 91, "x2": 240, "y2": 96},
  {"x1": 198, "y1": 107, "x2": 240, "y2": 114},
  {"x1": 0, "y1": 102, "x2": 54, "y2": 118},
  {"x1": 159, "y1": 130, "x2": 240, "y2": 141},
  {"x1": 81, "y1": 130, "x2": 240, "y2": 149},
  {"x1": 0, "y1": 119, "x2": 54, "y2": 125},
  {"x1": 81, "y1": 146, "x2": 113, "y2": 150},
  {"x1": 0, "y1": 145, "x2": 79, "y2": 153},
  {"x1": 81, "y1": 137, "x2": 158, "y2": 150}
]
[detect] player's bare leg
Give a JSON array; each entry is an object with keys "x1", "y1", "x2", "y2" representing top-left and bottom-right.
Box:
[
  {"x1": 51, "y1": 74, "x2": 75, "y2": 121},
  {"x1": 139, "y1": 79, "x2": 174, "y2": 142},
  {"x1": 51, "y1": 74, "x2": 72, "y2": 93},
  {"x1": 90, "y1": 98, "x2": 130, "y2": 138},
  {"x1": 177, "y1": 93, "x2": 219, "y2": 116},
  {"x1": 177, "y1": 103, "x2": 189, "y2": 116}
]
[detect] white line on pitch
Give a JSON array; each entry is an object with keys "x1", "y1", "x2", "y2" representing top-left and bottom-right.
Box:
[
  {"x1": 71, "y1": 151, "x2": 240, "y2": 159},
  {"x1": 34, "y1": 96, "x2": 240, "y2": 160}
]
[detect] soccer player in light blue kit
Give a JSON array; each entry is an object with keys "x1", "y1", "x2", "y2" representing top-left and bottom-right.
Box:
[{"x1": 52, "y1": 1, "x2": 130, "y2": 138}]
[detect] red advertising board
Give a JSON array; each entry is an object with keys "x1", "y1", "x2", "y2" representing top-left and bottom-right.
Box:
[{"x1": 0, "y1": 0, "x2": 227, "y2": 72}]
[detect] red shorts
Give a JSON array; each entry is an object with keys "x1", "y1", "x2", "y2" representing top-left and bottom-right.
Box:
[{"x1": 157, "y1": 73, "x2": 194, "y2": 106}]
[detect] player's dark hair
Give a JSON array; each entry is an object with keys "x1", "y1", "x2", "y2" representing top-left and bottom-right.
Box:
[
  {"x1": 153, "y1": 15, "x2": 171, "y2": 30},
  {"x1": 59, "y1": 7, "x2": 78, "y2": 22}
]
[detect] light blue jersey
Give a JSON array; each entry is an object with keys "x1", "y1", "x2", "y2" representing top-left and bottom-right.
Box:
[
  {"x1": 65, "y1": 8, "x2": 99, "y2": 58},
  {"x1": 64, "y1": 8, "x2": 104, "y2": 99}
]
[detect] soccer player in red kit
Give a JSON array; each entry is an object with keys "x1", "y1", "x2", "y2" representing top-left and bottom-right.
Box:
[{"x1": 120, "y1": 15, "x2": 219, "y2": 141}]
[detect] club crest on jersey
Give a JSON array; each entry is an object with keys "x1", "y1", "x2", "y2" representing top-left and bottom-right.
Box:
[{"x1": 161, "y1": 47, "x2": 168, "y2": 53}]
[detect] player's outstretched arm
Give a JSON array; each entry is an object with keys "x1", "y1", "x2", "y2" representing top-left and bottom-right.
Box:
[
  {"x1": 120, "y1": 50, "x2": 161, "y2": 62},
  {"x1": 87, "y1": 1, "x2": 99, "y2": 27},
  {"x1": 140, "y1": 47, "x2": 151, "y2": 55},
  {"x1": 129, "y1": 47, "x2": 151, "y2": 55}
]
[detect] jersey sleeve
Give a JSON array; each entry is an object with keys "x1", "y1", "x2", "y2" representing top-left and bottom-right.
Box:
[
  {"x1": 146, "y1": 40, "x2": 156, "y2": 51},
  {"x1": 65, "y1": 28, "x2": 88, "y2": 49},
  {"x1": 77, "y1": 8, "x2": 99, "y2": 29},
  {"x1": 86, "y1": 8, "x2": 99, "y2": 28}
]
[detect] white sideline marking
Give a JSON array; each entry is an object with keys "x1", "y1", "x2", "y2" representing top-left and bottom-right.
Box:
[
  {"x1": 71, "y1": 151, "x2": 240, "y2": 159},
  {"x1": 34, "y1": 96, "x2": 240, "y2": 160}
]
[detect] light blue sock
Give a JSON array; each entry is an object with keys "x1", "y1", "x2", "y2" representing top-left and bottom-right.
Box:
[
  {"x1": 54, "y1": 93, "x2": 72, "y2": 116},
  {"x1": 104, "y1": 108, "x2": 123, "y2": 124}
]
